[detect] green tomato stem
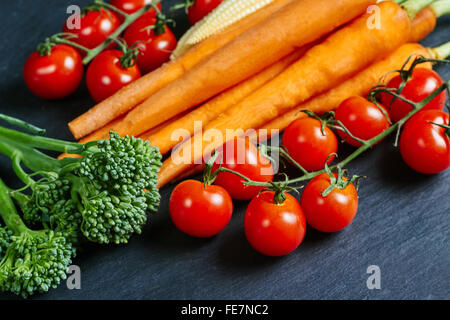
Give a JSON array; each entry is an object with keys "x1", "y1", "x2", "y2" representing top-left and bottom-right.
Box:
[
  {"x1": 81, "y1": 0, "x2": 161, "y2": 65},
  {"x1": 230, "y1": 79, "x2": 449, "y2": 189},
  {"x1": 93, "y1": 0, "x2": 129, "y2": 17},
  {"x1": 53, "y1": 36, "x2": 91, "y2": 53}
]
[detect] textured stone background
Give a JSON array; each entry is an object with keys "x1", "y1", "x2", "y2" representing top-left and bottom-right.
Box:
[{"x1": 0, "y1": 0, "x2": 448, "y2": 300}]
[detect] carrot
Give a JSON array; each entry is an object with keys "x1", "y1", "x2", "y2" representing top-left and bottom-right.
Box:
[
  {"x1": 256, "y1": 43, "x2": 433, "y2": 141},
  {"x1": 169, "y1": 44, "x2": 433, "y2": 184},
  {"x1": 156, "y1": 1, "x2": 412, "y2": 188},
  {"x1": 145, "y1": 2, "x2": 437, "y2": 157},
  {"x1": 58, "y1": 116, "x2": 125, "y2": 159},
  {"x1": 409, "y1": 7, "x2": 437, "y2": 42},
  {"x1": 67, "y1": 0, "x2": 293, "y2": 140},
  {"x1": 109, "y1": 0, "x2": 376, "y2": 139},
  {"x1": 142, "y1": 46, "x2": 309, "y2": 155},
  {"x1": 253, "y1": 5, "x2": 439, "y2": 141},
  {"x1": 60, "y1": 109, "x2": 193, "y2": 159}
]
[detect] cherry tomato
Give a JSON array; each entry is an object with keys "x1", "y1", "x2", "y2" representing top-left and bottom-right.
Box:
[
  {"x1": 211, "y1": 138, "x2": 274, "y2": 200},
  {"x1": 23, "y1": 44, "x2": 83, "y2": 100},
  {"x1": 63, "y1": 8, "x2": 120, "y2": 52},
  {"x1": 380, "y1": 68, "x2": 446, "y2": 122},
  {"x1": 282, "y1": 118, "x2": 338, "y2": 172},
  {"x1": 123, "y1": 12, "x2": 177, "y2": 74},
  {"x1": 335, "y1": 96, "x2": 391, "y2": 147},
  {"x1": 86, "y1": 49, "x2": 141, "y2": 102},
  {"x1": 110, "y1": 0, "x2": 161, "y2": 22},
  {"x1": 169, "y1": 180, "x2": 233, "y2": 238},
  {"x1": 399, "y1": 110, "x2": 450, "y2": 174},
  {"x1": 300, "y1": 173, "x2": 358, "y2": 233},
  {"x1": 187, "y1": 0, "x2": 223, "y2": 25},
  {"x1": 244, "y1": 191, "x2": 306, "y2": 257}
]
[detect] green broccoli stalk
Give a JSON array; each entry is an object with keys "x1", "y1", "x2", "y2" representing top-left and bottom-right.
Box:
[
  {"x1": 0, "y1": 115, "x2": 162, "y2": 244},
  {"x1": 0, "y1": 177, "x2": 74, "y2": 297}
]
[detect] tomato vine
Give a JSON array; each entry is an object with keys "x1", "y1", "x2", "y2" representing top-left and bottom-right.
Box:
[{"x1": 210, "y1": 56, "x2": 450, "y2": 201}]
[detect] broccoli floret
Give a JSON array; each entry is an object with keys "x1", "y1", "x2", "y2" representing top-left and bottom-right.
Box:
[
  {"x1": 75, "y1": 133, "x2": 161, "y2": 243},
  {"x1": 0, "y1": 178, "x2": 74, "y2": 298},
  {"x1": 0, "y1": 224, "x2": 12, "y2": 261},
  {"x1": 13, "y1": 182, "x2": 81, "y2": 245},
  {"x1": 0, "y1": 116, "x2": 162, "y2": 245}
]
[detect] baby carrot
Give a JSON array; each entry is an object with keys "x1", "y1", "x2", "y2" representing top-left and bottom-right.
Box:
[
  {"x1": 109, "y1": 0, "x2": 376, "y2": 138},
  {"x1": 67, "y1": 0, "x2": 293, "y2": 140}
]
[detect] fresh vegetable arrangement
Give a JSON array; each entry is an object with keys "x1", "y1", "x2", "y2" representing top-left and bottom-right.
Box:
[
  {"x1": 0, "y1": 115, "x2": 162, "y2": 296},
  {"x1": 167, "y1": 56, "x2": 449, "y2": 256},
  {"x1": 3, "y1": 0, "x2": 449, "y2": 297}
]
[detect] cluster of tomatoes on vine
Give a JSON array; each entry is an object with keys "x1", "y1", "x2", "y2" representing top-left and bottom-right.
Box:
[
  {"x1": 23, "y1": 0, "x2": 221, "y2": 102},
  {"x1": 169, "y1": 64, "x2": 449, "y2": 257}
]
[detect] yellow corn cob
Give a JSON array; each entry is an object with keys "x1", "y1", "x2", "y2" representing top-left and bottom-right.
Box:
[{"x1": 171, "y1": 0, "x2": 274, "y2": 59}]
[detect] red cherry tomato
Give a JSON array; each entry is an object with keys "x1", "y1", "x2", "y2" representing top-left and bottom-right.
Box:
[
  {"x1": 300, "y1": 173, "x2": 358, "y2": 233},
  {"x1": 212, "y1": 138, "x2": 274, "y2": 200},
  {"x1": 23, "y1": 44, "x2": 83, "y2": 100},
  {"x1": 380, "y1": 68, "x2": 446, "y2": 122},
  {"x1": 123, "y1": 12, "x2": 177, "y2": 74},
  {"x1": 335, "y1": 96, "x2": 391, "y2": 147},
  {"x1": 169, "y1": 180, "x2": 233, "y2": 238},
  {"x1": 110, "y1": 0, "x2": 161, "y2": 22},
  {"x1": 63, "y1": 8, "x2": 120, "y2": 52},
  {"x1": 244, "y1": 191, "x2": 306, "y2": 257},
  {"x1": 187, "y1": 0, "x2": 223, "y2": 25},
  {"x1": 282, "y1": 117, "x2": 338, "y2": 172},
  {"x1": 399, "y1": 110, "x2": 450, "y2": 174},
  {"x1": 86, "y1": 50, "x2": 141, "y2": 102}
]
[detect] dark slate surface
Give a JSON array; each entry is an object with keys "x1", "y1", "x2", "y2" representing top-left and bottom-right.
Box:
[{"x1": 0, "y1": 0, "x2": 449, "y2": 300}]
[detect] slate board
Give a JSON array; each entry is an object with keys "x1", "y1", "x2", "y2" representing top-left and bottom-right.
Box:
[{"x1": 0, "y1": 0, "x2": 448, "y2": 300}]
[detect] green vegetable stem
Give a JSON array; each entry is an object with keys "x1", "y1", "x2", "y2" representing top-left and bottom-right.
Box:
[
  {"x1": 0, "y1": 123, "x2": 162, "y2": 245},
  {"x1": 37, "y1": 0, "x2": 162, "y2": 65},
  {"x1": 212, "y1": 55, "x2": 450, "y2": 199}
]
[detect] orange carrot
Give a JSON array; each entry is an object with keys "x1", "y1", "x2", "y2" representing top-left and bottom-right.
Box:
[
  {"x1": 253, "y1": 6, "x2": 438, "y2": 141},
  {"x1": 409, "y1": 7, "x2": 437, "y2": 42},
  {"x1": 172, "y1": 44, "x2": 433, "y2": 184},
  {"x1": 58, "y1": 116, "x2": 125, "y2": 159},
  {"x1": 108, "y1": 0, "x2": 376, "y2": 139},
  {"x1": 60, "y1": 109, "x2": 192, "y2": 159},
  {"x1": 142, "y1": 47, "x2": 309, "y2": 155},
  {"x1": 67, "y1": 0, "x2": 293, "y2": 140},
  {"x1": 156, "y1": 1, "x2": 411, "y2": 188}
]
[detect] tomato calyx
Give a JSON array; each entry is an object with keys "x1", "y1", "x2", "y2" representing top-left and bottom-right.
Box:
[
  {"x1": 202, "y1": 152, "x2": 220, "y2": 186},
  {"x1": 267, "y1": 175, "x2": 300, "y2": 205},
  {"x1": 322, "y1": 159, "x2": 364, "y2": 197},
  {"x1": 205, "y1": 150, "x2": 295, "y2": 204},
  {"x1": 36, "y1": 33, "x2": 89, "y2": 57},
  {"x1": 301, "y1": 109, "x2": 373, "y2": 147},
  {"x1": 300, "y1": 110, "x2": 333, "y2": 135},
  {"x1": 140, "y1": 12, "x2": 176, "y2": 36},
  {"x1": 108, "y1": 38, "x2": 140, "y2": 68}
]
